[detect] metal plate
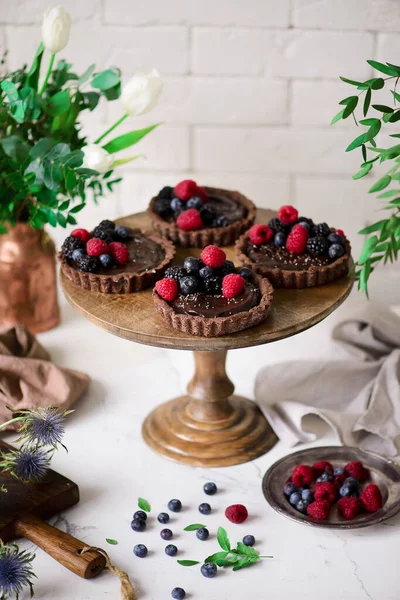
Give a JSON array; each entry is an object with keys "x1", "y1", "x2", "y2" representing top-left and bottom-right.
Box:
[{"x1": 262, "y1": 446, "x2": 400, "y2": 529}]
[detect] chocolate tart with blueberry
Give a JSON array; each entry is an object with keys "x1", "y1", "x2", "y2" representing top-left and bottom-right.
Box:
[
  {"x1": 59, "y1": 219, "x2": 175, "y2": 293},
  {"x1": 147, "y1": 180, "x2": 256, "y2": 248},
  {"x1": 153, "y1": 245, "x2": 273, "y2": 337},
  {"x1": 235, "y1": 205, "x2": 351, "y2": 289}
]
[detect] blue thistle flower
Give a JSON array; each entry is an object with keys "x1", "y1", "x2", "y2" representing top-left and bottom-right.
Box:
[
  {"x1": 0, "y1": 447, "x2": 51, "y2": 483},
  {"x1": 0, "y1": 542, "x2": 36, "y2": 599},
  {"x1": 17, "y1": 407, "x2": 68, "y2": 449}
]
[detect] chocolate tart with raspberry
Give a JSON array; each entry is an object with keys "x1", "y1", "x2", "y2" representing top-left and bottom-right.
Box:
[
  {"x1": 153, "y1": 245, "x2": 273, "y2": 337},
  {"x1": 148, "y1": 179, "x2": 256, "y2": 248},
  {"x1": 59, "y1": 219, "x2": 175, "y2": 294},
  {"x1": 236, "y1": 205, "x2": 351, "y2": 289}
]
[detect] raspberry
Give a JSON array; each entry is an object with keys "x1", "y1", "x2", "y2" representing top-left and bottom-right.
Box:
[
  {"x1": 225, "y1": 504, "x2": 248, "y2": 524},
  {"x1": 306, "y1": 500, "x2": 330, "y2": 521},
  {"x1": 312, "y1": 461, "x2": 334, "y2": 478},
  {"x1": 291, "y1": 465, "x2": 314, "y2": 487},
  {"x1": 155, "y1": 278, "x2": 179, "y2": 302},
  {"x1": 201, "y1": 246, "x2": 226, "y2": 268},
  {"x1": 338, "y1": 497, "x2": 361, "y2": 519},
  {"x1": 108, "y1": 241, "x2": 129, "y2": 265},
  {"x1": 176, "y1": 208, "x2": 203, "y2": 231},
  {"x1": 86, "y1": 238, "x2": 109, "y2": 257},
  {"x1": 286, "y1": 224, "x2": 309, "y2": 254},
  {"x1": 313, "y1": 482, "x2": 336, "y2": 503},
  {"x1": 248, "y1": 224, "x2": 274, "y2": 245},
  {"x1": 174, "y1": 180, "x2": 198, "y2": 201},
  {"x1": 344, "y1": 461, "x2": 370, "y2": 483},
  {"x1": 360, "y1": 484, "x2": 383, "y2": 512},
  {"x1": 278, "y1": 205, "x2": 298, "y2": 225},
  {"x1": 71, "y1": 228, "x2": 90, "y2": 243},
  {"x1": 222, "y1": 274, "x2": 246, "y2": 299},
  {"x1": 336, "y1": 229, "x2": 345, "y2": 237}
]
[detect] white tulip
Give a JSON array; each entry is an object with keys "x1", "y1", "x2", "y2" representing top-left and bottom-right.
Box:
[
  {"x1": 121, "y1": 69, "x2": 163, "y2": 116},
  {"x1": 82, "y1": 145, "x2": 114, "y2": 174},
  {"x1": 42, "y1": 6, "x2": 72, "y2": 54}
]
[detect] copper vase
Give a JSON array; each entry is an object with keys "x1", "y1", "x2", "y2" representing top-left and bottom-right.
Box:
[{"x1": 0, "y1": 223, "x2": 60, "y2": 334}]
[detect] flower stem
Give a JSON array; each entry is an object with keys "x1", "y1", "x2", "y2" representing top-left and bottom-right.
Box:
[
  {"x1": 95, "y1": 113, "x2": 128, "y2": 145},
  {"x1": 39, "y1": 52, "x2": 55, "y2": 96},
  {"x1": 0, "y1": 417, "x2": 25, "y2": 430}
]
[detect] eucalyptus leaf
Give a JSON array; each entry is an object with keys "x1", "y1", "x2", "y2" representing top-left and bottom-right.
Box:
[
  {"x1": 368, "y1": 174, "x2": 391, "y2": 192},
  {"x1": 367, "y1": 60, "x2": 399, "y2": 76},
  {"x1": 102, "y1": 124, "x2": 161, "y2": 154},
  {"x1": 372, "y1": 104, "x2": 394, "y2": 113},
  {"x1": 358, "y1": 235, "x2": 378, "y2": 265},
  {"x1": 363, "y1": 88, "x2": 371, "y2": 117},
  {"x1": 346, "y1": 133, "x2": 366, "y2": 152},
  {"x1": 358, "y1": 220, "x2": 388, "y2": 235}
]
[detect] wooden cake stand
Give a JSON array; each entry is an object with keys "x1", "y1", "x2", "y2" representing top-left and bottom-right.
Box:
[{"x1": 61, "y1": 209, "x2": 353, "y2": 467}]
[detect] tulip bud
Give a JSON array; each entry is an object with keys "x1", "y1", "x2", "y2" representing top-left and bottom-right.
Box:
[
  {"x1": 82, "y1": 145, "x2": 114, "y2": 174},
  {"x1": 42, "y1": 6, "x2": 72, "y2": 54},
  {"x1": 121, "y1": 69, "x2": 163, "y2": 117}
]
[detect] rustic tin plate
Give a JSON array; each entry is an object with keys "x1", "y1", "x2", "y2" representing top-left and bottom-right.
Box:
[{"x1": 262, "y1": 446, "x2": 400, "y2": 529}]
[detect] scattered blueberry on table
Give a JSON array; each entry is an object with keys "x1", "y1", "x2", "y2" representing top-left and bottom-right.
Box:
[
  {"x1": 196, "y1": 528, "x2": 209, "y2": 541},
  {"x1": 203, "y1": 482, "x2": 217, "y2": 496},
  {"x1": 160, "y1": 528, "x2": 173, "y2": 541},
  {"x1": 198, "y1": 503, "x2": 211, "y2": 515},
  {"x1": 165, "y1": 544, "x2": 178, "y2": 557},
  {"x1": 168, "y1": 499, "x2": 182, "y2": 512},
  {"x1": 131, "y1": 518, "x2": 146, "y2": 532},
  {"x1": 158, "y1": 512, "x2": 170, "y2": 524},
  {"x1": 201, "y1": 563, "x2": 217, "y2": 578},
  {"x1": 133, "y1": 544, "x2": 148, "y2": 558},
  {"x1": 242, "y1": 535, "x2": 255, "y2": 547},
  {"x1": 133, "y1": 510, "x2": 147, "y2": 522},
  {"x1": 171, "y1": 587, "x2": 186, "y2": 599}
]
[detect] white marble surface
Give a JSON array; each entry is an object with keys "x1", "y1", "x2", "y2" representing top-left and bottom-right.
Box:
[{"x1": 3, "y1": 289, "x2": 400, "y2": 600}]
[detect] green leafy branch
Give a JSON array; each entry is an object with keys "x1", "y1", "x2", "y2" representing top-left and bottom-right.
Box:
[{"x1": 333, "y1": 59, "x2": 400, "y2": 295}]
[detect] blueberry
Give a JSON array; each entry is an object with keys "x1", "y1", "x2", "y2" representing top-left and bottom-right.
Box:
[
  {"x1": 196, "y1": 527, "x2": 209, "y2": 541},
  {"x1": 201, "y1": 562, "x2": 217, "y2": 578},
  {"x1": 187, "y1": 196, "x2": 203, "y2": 210},
  {"x1": 133, "y1": 510, "x2": 147, "y2": 522},
  {"x1": 238, "y1": 267, "x2": 253, "y2": 281},
  {"x1": 334, "y1": 468, "x2": 345, "y2": 475},
  {"x1": 133, "y1": 544, "x2": 148, "y2": 558},
  {"x1": 131, "y1": 518, "x2": 146, "y2": 532},
  {"x1": 301, "y1": 489, "x2": 314, "y2": 503},
  {"x1": 199, "y1": 266, "x2": 214, "y2": 279},
  {"x1": 203, "y1": 482, "x2": 217, "y2": 495},
  {"x1": 328, "y1": 233, "x2": 345, "y2": 246},
  {"x1": 171, "y1": 587, "x2": 186, "y2": 600},
  {"x1": 158, "y1": 512, "x2": 170, "y2": 524},
  {"x1": 115, "y1": 225, "x2": 132, "y2": 240},
  {"x1": 274, "y1": 232, "x2": 287, "y2": 247},
  {"x1": 184, "y1": 257, "x2": 201, "y2": 274},
  {"x1": 161, "y1": 528, "x2": 173, "y2": 540},
  {"x1": 345, "y1": 477, "x2": 359, "y2": 490},
  {"x1": 298, "y1": 221, "x2": 312, "y2": 233},
  {"x1": 72, "y1": 248, "x2": 86, "y2": 261},
  {"x1": 179, "y1": 275, "x2": 198, "y2": 295},
  {"x1": 289, "y1": 491, "x2": 302, "y2": 506},
  {"x1": 295, "y1": 499, "x2": 309, "y2": 514},
  {"x1": 165, "y1": 544, "x2": 178, "y2": 556},
  {"x1": 339, "y1": 484, "x2": 358, "y2": 498},
  {"x1": 154, "y1": 197, "x2": 171, "y2": 217},
  {"x1": 99, "y1": 253, "x2": 115, "y2": 268},
  {"x1": 168, "y1": 499, "x2": 182, "y2": 512},
  {"x1": 215, "y1": 215, "x2": 229, "y2": 228},
  {"x1": 328, "y1": 243, "x2": 345, "y2": 260},
  {"x1": 170, "y1": 197, "x2": 184, "y2": 212},
  {"x1": 320, "y1": 471, "x2": 333, "y2": 483},
  {"x1": 242, "y1": 535, "x2": 255, "y2": 547},
  {"x1": 199, "y1": 503, "x2": 211, "y2": 515},
  {"x1": 283, "y1": 482, "x2": 297, "y2": 498}
]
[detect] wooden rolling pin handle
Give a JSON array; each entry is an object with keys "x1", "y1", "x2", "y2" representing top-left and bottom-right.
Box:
[{"x1": 15, "y1": 514, "x2": 106, "y2": 579}]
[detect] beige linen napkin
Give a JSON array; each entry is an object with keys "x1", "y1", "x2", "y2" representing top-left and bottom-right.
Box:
[
  {"x1": 0, "y1": 325, "x2": 90, "y2": 429},
  {"x1": 255, "y1": 304, "x2": 400, "y2": 456}
]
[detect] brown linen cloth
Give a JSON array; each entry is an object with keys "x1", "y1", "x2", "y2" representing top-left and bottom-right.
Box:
[
  {"x1": 0, "y1": 325, "x2": 90, "y2": 429},
  {"x1": 255, "y1": 304, "x2": 400, "y2": 457}
]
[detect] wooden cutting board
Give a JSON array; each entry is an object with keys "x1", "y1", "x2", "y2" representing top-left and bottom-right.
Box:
[{"x1": 0, "y1": 440, "x2": 106, "y2": 578}]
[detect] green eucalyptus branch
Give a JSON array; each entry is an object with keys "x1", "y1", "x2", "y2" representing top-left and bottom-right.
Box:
[{"x1": 333, "y1": 59, "x2": 400, "y2": 295}]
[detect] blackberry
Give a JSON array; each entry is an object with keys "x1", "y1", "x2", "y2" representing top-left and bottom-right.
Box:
[
  {"x1": 98, "y1": 219, "x2": 115, "y2": 230},
  {"x1": 298, "y1": 216, "x2": 314, "y2": 228},
  {"x1": 219, "y1": 260, "x2": 236, "y2": 277},
  {"x1": 313, "y1": 222, "x2": 331, "y2": 238},
  {"x1": 200, "y1": 205, "x2": 216, "y2": 226},
  {"x1": 158, "y1": 186, "x2": 173, "y2": 200},
  {"x1": 306, "y1": 235, "x2": 329, "y2": 256},
  {"x1": 204, "y1": 276, "x2": 222, "y2": 294},
  {"x1": 62, "y1": 235, "x2": 84, "y2": 259},
  {"x1": 92, "y1": 225, "x2": 114, "y2": 244},
  {"x1": 154, "y1": 197, "x2": 172, "y2": 217},
  {"x1": 77, "y1": 255, "x2": 99, "y2": 273},
  {"x1": 165, "y1": 266, "x2": 186, "y2": 281},
  {"x1": 268, "y1": 218, "x2": 289, "y2": 234}
]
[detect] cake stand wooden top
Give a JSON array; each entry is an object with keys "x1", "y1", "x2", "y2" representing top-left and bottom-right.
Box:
[{"x1": 61, "y1": 209, "x2": 353, "y2": 351}]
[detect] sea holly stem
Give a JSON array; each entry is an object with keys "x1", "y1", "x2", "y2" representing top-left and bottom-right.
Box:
[
  {"x1": 0, "y1": 417, "x2": 25, "y2": 430},
  {"x1": 95, "y1": 113, "x2": 128, "y2": 144},
  {"x1": 39, "y1": 52, "x2": 55, "y2": 96}
]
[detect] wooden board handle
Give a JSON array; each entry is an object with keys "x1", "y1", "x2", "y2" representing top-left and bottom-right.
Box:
[{"x1": 15, "y1": 514, "x2": 106, "y2": 579}]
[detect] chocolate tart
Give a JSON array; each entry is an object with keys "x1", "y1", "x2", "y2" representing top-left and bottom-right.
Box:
[
  {"x1": 235, "y1": 232, "x2": 351, "y2": 289},
  {"x1": 60, "y1": 230, "x2": 175, "y2": 294},
  {"x1": 148, "y1": 187, "x2": 256, "y2": 248},
  {"x1": 153, "y1": 274, "x2": 273, "y2": 337}
]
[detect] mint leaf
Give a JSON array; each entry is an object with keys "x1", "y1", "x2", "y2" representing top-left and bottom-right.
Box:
[
  {"x1": 184, "y1": 524, "x2": 206, "y2": 531},
  {"x1": 177, "y1": 560, "x2": 200, "y2": 567},
  {"x1": 138, "y1": 497, "x2": 151, "y2": 512},
  {"x1": 232, "y1": 557, "x2": 258, "y2": 571},
  {"x1": 217, "y1": 527, "x2": 230, "y2": 552},
  {"x1": 236, "y1": 542, "x2": 259, "y2": 558},
  {"x1": 106, "y1": 538, "x2": 118, "y2": 545},
  {"x1": 205, "y1": 551, "x2": 229, "y2": 564}
]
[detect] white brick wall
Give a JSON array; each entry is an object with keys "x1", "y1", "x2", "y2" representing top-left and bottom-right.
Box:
[{"x1": 1, "y1": 0, "x2": 400, "y2": 279}]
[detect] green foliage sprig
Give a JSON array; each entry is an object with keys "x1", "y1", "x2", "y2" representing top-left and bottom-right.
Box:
[{"x1": 333, "y1": 59, "x2": 400, "y2": 295}]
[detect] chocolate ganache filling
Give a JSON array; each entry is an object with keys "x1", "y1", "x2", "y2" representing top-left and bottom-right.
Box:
[
  {"x1": 171, "y1": 282, "x2": 260, "y2": 318},
  {"x1": 206, "y1": 194, "x2": 246, "y2": 224},
  {"x1": 246, "y1": 242, "x2": 331, "y2": 271},
  {"x1": 71, "y1": 231, "x2": 165, "y2": 275}
]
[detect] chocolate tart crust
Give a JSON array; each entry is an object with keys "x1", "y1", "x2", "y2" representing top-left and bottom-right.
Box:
[
  {"x1": 147, "y1": 187, "x2": 256, "y2": 248},
  {"x1": 153, "y1": 274, "x2": 273, "y2": 337},
  {"x1": 235, "y1": 232, "x2": 351, "y2": 289},
  {"x1": 60, "y1": 230, "x2": 175, "y2": 294}
]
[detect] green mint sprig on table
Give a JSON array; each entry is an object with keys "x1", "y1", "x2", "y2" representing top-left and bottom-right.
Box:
[
  {"x1": 105, "y1": 538, "x2": 118, "y2": 545},
  {"x1": 332, "y1": 59, "x2": 400, "y2": 296},
  {"x1": 184, "y1": 524, "x2": 206, "y2": 531},
  {"x1": 138, "y1": 497, "x2": 151, "y2": 513}
]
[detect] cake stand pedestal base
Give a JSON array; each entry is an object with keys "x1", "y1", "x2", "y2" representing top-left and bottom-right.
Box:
[{"x1": 142, "y1": 350, "x2": 277, "y2": 467}]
